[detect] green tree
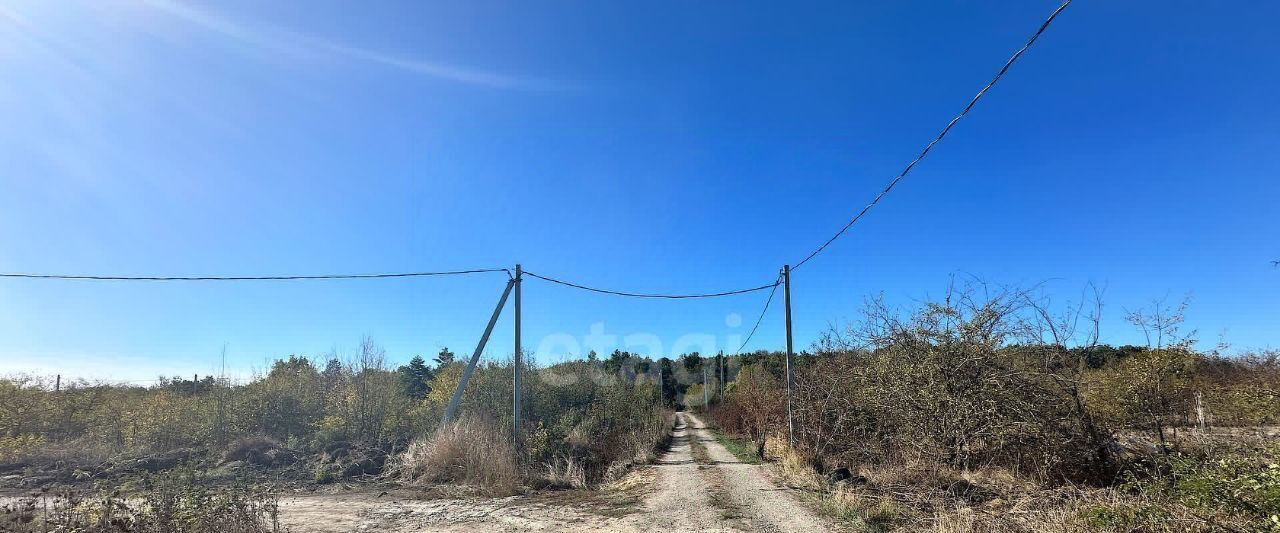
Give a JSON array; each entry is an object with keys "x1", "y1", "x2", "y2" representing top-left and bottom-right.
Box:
[
  {"x1": 434, "y1": 347, "x2": 456, "y2": 368},
  {"x1": 397, "y1": 355, "x2": 433, "y2": 400},
  {"x1": 680, "y1": 352, "x2": 702, "y2": 374},
  {"x1": 604, "y1": 350, "x2": 629, "y2": 374},
  {"x1": 320, "y1": 358, "x2": 343, "y2": 387},
  {"x1": 252, "y1": 355, "x2": 324, "y2": 442},
  {"x1": 658, "y1": 358, "x2": 679, "y2": 406}
]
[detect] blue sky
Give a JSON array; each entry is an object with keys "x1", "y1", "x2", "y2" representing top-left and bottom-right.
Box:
[{"x1": 1, "y1": 1, "x2": 1277, "y2": 382}]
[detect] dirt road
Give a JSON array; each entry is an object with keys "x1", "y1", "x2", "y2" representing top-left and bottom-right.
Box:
[
  {"x1": 682, "y1": 412, "x2": 831, "y2": 532},
  {"x1": 278, "y1": 412, "x2": 832, "y2": 532}
]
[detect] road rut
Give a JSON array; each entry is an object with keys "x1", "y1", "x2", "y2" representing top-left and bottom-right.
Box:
[
  {"x1": 682, "y1": 412, "x2": 831, "y2": 533},
  {"x1": 277, "y1": 413, "x2": 834, "y2": 532}
]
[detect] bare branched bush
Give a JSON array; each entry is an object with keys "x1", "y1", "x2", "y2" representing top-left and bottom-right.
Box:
[
  {"x1": 723, "y1": 365, "x2": 785, "y2": 459},
  {"x1": 795, "y1": 282, "x2": 1114, "y2": 483},
  {"x1": 713, "y1": 282, "x2": 1280, "y2": 529}
]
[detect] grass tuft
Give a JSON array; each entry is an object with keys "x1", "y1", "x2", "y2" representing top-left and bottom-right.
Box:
[{"x1": 393, "y1": 417, "x2": 520, "y2": 496}]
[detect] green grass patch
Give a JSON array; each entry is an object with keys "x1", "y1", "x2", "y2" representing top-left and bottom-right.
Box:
[{"x1": 708, "y1": 427, "x2": 761, "y2": 465}]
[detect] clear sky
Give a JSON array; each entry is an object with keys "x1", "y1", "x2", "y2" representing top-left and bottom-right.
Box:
[{"x1": 1, "y1": 1, "x2": 1277, "y2": 382}]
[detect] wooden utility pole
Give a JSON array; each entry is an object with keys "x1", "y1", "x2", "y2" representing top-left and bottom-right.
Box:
[
  {"x1": 55, "y1": 374, "x2": 60, "y2": 393},
  {"x1": 513, "y1": 264, "x2": 523, "y2": 445},
  {"x1": 783, "y1": 264, "x2": 795, "y2": 446}
]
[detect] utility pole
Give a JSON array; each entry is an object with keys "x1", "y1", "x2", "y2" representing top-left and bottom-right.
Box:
[
  {"x1": 719, "y1": 351, "x2": 726, "y2": 397},
  {"x1": 55, "y1": 374, "x2": 60, "y2": 393},
  {"x1": 513, "y1": 264, "x2": 523, "y2": 445},
  {"x1": 703, "y1": 366, "x2": 708, "y2": 410},
  {"x1": 783, "y1": 264, "x2": 795, "y2": 446},
  {"x1": 442, "y1": 278, "x2": 516, "y2": 427}
]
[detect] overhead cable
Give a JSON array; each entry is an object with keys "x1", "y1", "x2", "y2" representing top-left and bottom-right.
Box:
[
  {"x1": 0, "y1": 268, "x2": 510, "y2": 282},
  {"x1": 792, "y1": 0, "x2": 1073, "y2": 270},
  {"x1": 734, "y1": 274, "x2": 782, "y2": 353},
  {"x1": 523, "y1": 270, "x2": 777, "y2": 299}
]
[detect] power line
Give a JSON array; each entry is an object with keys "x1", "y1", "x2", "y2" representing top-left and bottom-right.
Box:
[
  {"x1": 792, "y1": 0, "x2": 1073, "y2": 271},
  {"x1": 523, "y1": 270, "x2": 777, "y2": 299},
  {"x1": 0, "y1": 2, "x2": 1072, "y2": 301},
  {"x1": 734, "y1": 274, "x2": 782, "y2": 353},
  {"x1": 0, "y1": 268, "x2": 510, "y2": 282}
]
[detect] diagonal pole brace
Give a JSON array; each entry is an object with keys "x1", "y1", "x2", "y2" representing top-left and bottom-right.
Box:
[{"x1": 441, "y1": 277, "x2": 516, "y2": 428}]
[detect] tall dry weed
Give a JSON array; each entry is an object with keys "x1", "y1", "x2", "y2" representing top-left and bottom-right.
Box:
[{"x1": 394, "y1": 417, "x2": 519, "y2": 495}]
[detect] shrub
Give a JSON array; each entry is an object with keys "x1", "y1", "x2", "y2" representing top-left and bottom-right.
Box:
[
  {"x1": 0, "y1": 434, "x2": 45, "y2": 464},
  {"x1": 0, "y1": 471, "x2": 283, "y2": 533},
  {"x1": 562, "y1": 383, "x2": 669, "y2": 481},
  {"x1": 1084, "y1": 348, "x2": 1197, "y2": 446},
  {"x1": 724, "y1": 365, "x2": 784, "y2": 459},
  {"x1": 1125, "y1": 443, "x2": 1280, "y2": 527},
  {"x1": 1, "y1": 340, "x2": 671, "y2": 495},
  {"x1": 313, "y1": 464, "x2": 335, "y2": 484},
  {"x1": 719, "y1": 285, "x2": 1116, "y2": 484}
]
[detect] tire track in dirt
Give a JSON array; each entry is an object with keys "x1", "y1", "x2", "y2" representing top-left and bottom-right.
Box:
[
  {"x1": 642, "y1": 412, "x2": 741, "y2": 532},
  {"x1": 278, "y1": 493, "x2": 640, "y2": 532},
  {"x1": 277, "y1": 414, "x2": 830, "y2": 532},
  {"x1": 683, "y1": 412, "x2": 833, "y2": 533}
]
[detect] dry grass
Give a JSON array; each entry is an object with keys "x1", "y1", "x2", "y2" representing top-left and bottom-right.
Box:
[
  {"x1": 222, "y1": 435, "x2": 285, "y2": 464},
  {"x1": 768, "y1": 437, "x2": 1272, "y2": 532},
  {"x1": 642, "y1": 411, "x2": 678, "y2": 464},
  {"x1": 788, "y1": 463, "x2": 1264, "y2": 532},
  {"x1": 0, "y1": 438, "x2": 116, "y2": 470},
  {"x1": 773, "y1": 439, "x2": 824, "y2": 491},
  {"x1": 542, "y1": 456, "x2": 589, "y2": 489},
  {"x1": 1, "y1": 475, "x2": 285, "y2": 533},
  {"x1": 922, "y1": 488, "x2": 1265, "y2": 533},
  {"x1": 393, "y1": 417, "x2": 520, "y2": 496}
]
